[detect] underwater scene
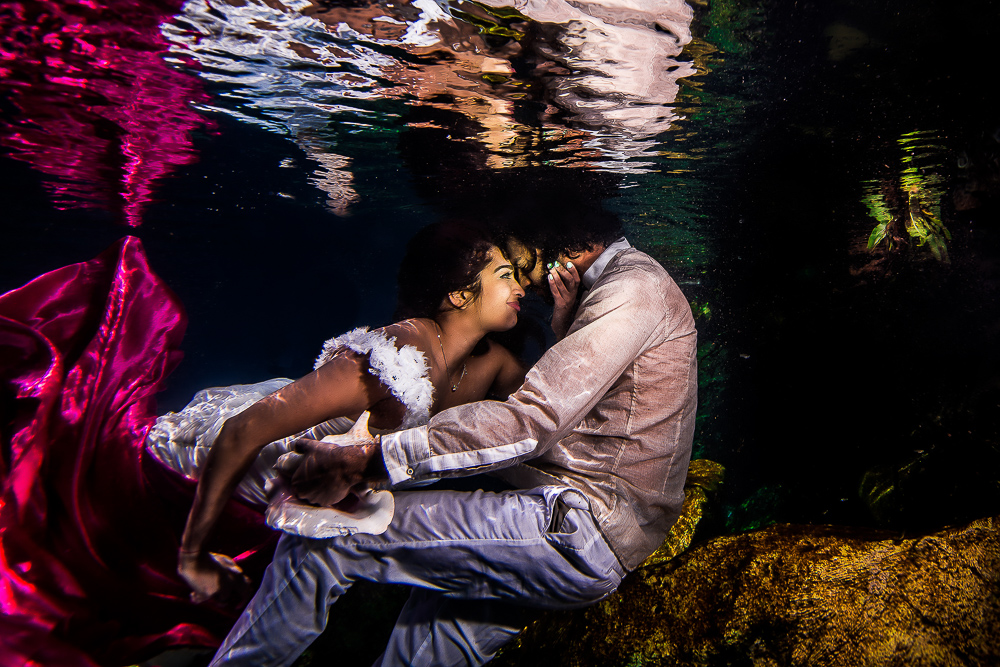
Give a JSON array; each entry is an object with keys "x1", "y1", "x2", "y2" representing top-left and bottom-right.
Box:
[{"x1": 1, "y1": 0, "x2": 998, "y2": 665}]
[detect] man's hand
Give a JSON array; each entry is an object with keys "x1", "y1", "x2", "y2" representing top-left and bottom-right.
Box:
[
  {"x1": 177, "y1": 550, "x2": 251, "y2": 605},
  {"x1": 288, "y1": 412, "x2": 387, "y2": 507},
  {"x1": 548, "y1": 260, "x2": 581, "y2": 339}
]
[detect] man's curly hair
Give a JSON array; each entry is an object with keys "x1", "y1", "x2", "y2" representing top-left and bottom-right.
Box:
[{"x1": 484, "y1": 168, "x2": 624, "y2": 265}]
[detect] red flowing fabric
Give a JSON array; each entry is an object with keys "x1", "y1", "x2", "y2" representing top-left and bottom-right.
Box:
[{"x1": 0, "y1": 238, "x2": 276, "y2": 666}]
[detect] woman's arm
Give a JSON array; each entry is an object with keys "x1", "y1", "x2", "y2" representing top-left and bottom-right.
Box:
[{"x1": 178, "y1": 351, "x2": 391, "y2": 601}]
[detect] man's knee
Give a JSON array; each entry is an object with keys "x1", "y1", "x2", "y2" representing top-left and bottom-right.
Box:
[
  {"x1": 543, "y1": 505, "x2": 625, "y2": 604},
  {"x1": 578, "y1": 566, "x2": 623, "y2": 603}
]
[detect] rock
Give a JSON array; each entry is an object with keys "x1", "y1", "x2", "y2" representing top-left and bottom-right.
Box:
[{"x1": 494, "y1": 515, "x2": 1000, "y2": 666}]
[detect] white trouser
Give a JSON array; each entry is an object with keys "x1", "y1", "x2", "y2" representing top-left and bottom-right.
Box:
[{"x1": 211, "y1": 485, "x2": 625, "y2": 667}]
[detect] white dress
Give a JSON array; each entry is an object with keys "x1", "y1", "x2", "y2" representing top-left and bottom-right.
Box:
[{"x1": 144, "y1": 327, "x2": 433, "y2": 537}]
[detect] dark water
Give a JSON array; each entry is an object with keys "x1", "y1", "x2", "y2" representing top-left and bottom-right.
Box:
[{"x1": 2, "y1": 0, "x2": 998, "y2": 545}]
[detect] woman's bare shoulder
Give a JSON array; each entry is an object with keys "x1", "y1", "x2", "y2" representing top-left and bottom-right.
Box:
[
  {"x1": 468, "y1": 338, "x2": 517, "y2": 374},
  {"x1": 483, "y1": 338, "x2": 516, "y2": 360},
  {"x1": 474, "y1": 338, "x2": 527, "y2": 399},
  {"x1": 378, "y1": 318, "x2": 437, "y2": 354}
]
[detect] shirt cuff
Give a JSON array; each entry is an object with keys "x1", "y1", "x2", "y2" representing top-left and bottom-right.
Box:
[{"x1": 381, "y1": 425, "x2": 430, "y2": 486}]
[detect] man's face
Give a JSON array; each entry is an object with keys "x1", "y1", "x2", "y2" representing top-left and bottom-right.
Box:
[{"x1": 505, "y1": 238, "x2": 548, "y2": 297}]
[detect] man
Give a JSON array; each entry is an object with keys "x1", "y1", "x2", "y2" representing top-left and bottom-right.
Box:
[{"x1": 210, "y1": 216, "x2": 698, "y2": 666}]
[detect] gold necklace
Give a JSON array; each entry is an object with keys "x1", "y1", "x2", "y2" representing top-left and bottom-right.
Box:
[{"x1": 433, "y1": 321, "x2": 467, "y2": 392}]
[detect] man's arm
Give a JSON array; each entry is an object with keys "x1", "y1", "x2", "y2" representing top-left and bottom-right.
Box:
[{"x1": 382, "y1": 268, "x2": 666, "y2": 485}]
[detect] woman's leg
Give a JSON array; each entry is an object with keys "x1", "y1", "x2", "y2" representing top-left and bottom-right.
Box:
[
  {"x1": 145, "y1": 379, "x2": 294, "y2": 502},
  {"x1": 145, "y1": 379, "x2": 355, "y2": 507}
]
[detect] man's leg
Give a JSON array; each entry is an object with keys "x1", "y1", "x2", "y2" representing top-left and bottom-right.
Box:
[
  {"x1": 209, "y1": 529, "x2": 334, "y2": 666},
  {"x1": 372, "y1": 591, "x2": 527, "y2": 667},
  {"x1": 371, "y1": 490, "x2": 618, "y2": 667},
  {"x1": 211, "y1": 486, "x2": 624, "y2": 666}
]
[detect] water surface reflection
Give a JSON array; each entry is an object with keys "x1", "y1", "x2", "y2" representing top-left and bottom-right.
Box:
[
  {"x1": 161, "y1": 0, "x2": 698, "y2": 213},
  {"x1": 0, "y1": 0, "x2": 211, "y2": 226},
  {"x1": 1, "y1": 0, "x2": 703, "y2": 221}
]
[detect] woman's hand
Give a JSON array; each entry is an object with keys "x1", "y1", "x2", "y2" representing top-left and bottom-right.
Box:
[
  {"x1": 548, "y1": 261, "x2": 581, "y2": 340},
  {"x1": 177, "y1": 549, "x2": 250, "y2": 605}
]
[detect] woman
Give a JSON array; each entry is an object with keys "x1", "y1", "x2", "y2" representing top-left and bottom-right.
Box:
[
  {"x1": 0, "y1": 222, "x2": 577, "y2": 666},
  {"x1": 166, "y1": 221, "x2": 541, "y2": 602}
]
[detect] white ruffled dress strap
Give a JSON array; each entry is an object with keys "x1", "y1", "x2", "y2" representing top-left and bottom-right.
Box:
[{"x1": 314, "y1": 326, "x2": 433, "y2": 428}]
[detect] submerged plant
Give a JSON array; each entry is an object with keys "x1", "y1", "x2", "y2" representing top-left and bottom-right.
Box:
[
  {"x1": 863, "y1": 130, "x2": 951, "y2": 263},
  {"x1": 903, "y1": 179, "x2": 951, "y2": 262},
  {"x1": 863, "y1": 186, "x2": 894, "y2": 251}
]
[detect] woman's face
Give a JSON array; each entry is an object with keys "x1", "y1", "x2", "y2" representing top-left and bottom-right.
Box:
[{"x1": 466, "y1": 246, "x2": 525, "y2": 332}]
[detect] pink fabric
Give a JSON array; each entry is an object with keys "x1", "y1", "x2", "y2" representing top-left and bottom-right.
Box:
[{"x1": 0, "y1": 238, "x2": 276, "y2": 666}]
